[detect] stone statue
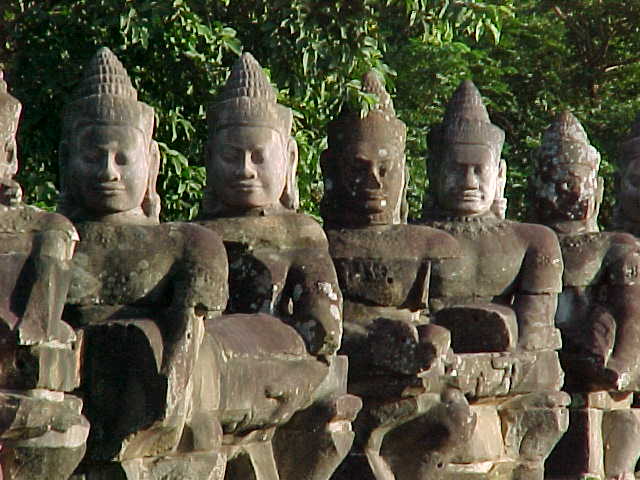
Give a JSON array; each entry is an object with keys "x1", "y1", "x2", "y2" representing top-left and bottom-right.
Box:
[
  {"x1": 321, "y1": 71, "x2": 475, "y2": 480},
  {"x1": 614, "y1": 112, "x2": 640, "y2": 236},
  {"x1": 536, "y1": 112, "x2": 640, "y2": 479},
  {"x1": 421, "y1": 80, "x2": 569, "y2": 479},
  {"x1": 59, "y1": 48, "x2": 229, "y2": 478},
  {"x1": 0, "y1": 71, "x2": 88, "y2": 479},
  {"x1": 197, "y1": 52, "x2": 360, "y2": 479}
]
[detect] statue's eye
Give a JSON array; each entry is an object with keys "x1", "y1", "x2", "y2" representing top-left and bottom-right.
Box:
[
  {"x1": 251, "y1": 150, "x2": 264, "y2": 164},
  {"x1": 84, "y1": 151, "x2": 101, "y2": 164},
  {"x1": 115, "y1": 153, "x2": 128, "y2": 165},
  {"x1": 379, "y1": 167, "x2": 387, "y2": 178},
  {"x1": 219, "y1": 149, "x2": 238, "y2": 164}
]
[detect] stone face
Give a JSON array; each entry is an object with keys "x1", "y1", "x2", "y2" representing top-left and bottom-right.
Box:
[
  {"x1": 615, "y1": 112, "x2": 640, "y2": 235},
  {"x1": 533, "y1": 111, "x2": 640, "y2": 479},
  {"x1": 323, "y1": 72, "x2": 475, "y2": 479},
  {"x1": 199, "y1": 52, "x2": 358, "y2": 480},
  {"x1": 420, "y1": 80, "x2": 568, "y2": 478},
  {"x1": 0, "y1": 70, "x2": 88, "y2": 479}
]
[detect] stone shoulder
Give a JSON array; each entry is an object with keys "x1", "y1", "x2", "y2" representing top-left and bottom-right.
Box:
[
  {"x1": 198, "y1": 212, "x2": 328, "y2": 250},
  {"x1": 510, "y1": 221, "x2": 564, "y2": 294}
]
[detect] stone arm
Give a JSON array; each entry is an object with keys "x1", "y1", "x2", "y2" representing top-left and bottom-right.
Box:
[
  {"x1": 514, "y1": 224, "x2": 564, "y2": 351},
  {"x1": 601, "y1": 240, "x2": 640, "y2": 388},
  {"x1": 161, "y1": 223, "x2": 228, "y2": 391},
  {"x1": 18, "y1": 214, "x2": 78, "y2": 345},
  {"x1": 170, "y1": 223, "x2": 228, "y2": 320},
  {"x1": 285, "y1": 248, "x2": 343, "y2": 358}
]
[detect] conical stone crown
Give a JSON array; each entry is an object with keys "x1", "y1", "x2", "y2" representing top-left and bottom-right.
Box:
[
  {"x1": 327, "y1": 71, "x2": 405, "y2": 150},
  {"x1": 218, "y1": 52, "x2": 276, "y2": 103},
  {"x1": 362, "y1": 70, "x2": 395, "y2": 116},
  {"x1": 208, "y1": 52, "x2": 291, "y2": 136},
  {"x1": 442, "y1": 80, "x2": 490, "y2": 125},
  {"x1": 75, "y1": 47, "x2": 138, "y2": 100},
  {"x1": 62, "y1": 47, "x2": 154, "y2": 142},
  {"x1": 429, "y1": 79, "x2": 504, "y2": 165},
  {"x1": 537, "y1": 111, "x2": 599, "y2": 169}
]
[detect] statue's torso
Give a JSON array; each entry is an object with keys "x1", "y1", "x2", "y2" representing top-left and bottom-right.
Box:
[
  {"x1": 557, "y1": 231, "x2": 639, "y2": 328},
  {"x1": 422, "y1": 217, "x2": 562, "y2": 310},
  {"x1": 200, "y1": 213, "x2": 332, "y2": 316},
  {"x1": 66, "y1": 221, "x2": 227, "y2": 324},
  {"x1": 327, "y1": 224, "x2": 459, "y2": 323}
]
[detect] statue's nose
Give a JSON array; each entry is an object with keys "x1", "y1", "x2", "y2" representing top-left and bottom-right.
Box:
[
  {"x1": 97, "y1": 151, "x2": 120, "y2": 182},
  {"x1": 236, "y1": 151, "x2": 257, "y2": 178}
]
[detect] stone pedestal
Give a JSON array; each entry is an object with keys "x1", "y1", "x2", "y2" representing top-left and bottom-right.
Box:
[
  {"x1": 0, "y1": 390, "x2": 89, "y2": 480},
  {"x1": 546, "y1": 392, "x2": 640, "y2": 480}
]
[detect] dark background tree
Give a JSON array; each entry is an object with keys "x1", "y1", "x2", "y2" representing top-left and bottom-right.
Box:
[{"x1": 2, "y1": 1, "x2": 639, "y2": 226}]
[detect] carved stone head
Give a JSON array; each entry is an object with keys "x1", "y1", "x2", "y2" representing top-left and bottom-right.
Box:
[
  {"x1": 321, "y1": 71, "x2": 407, "y2": 228},
  {"x1": 531, "y1": 111, "x2": 602, "y2": 232},
  {"x1": 59, "y1": 47, "x2": 160, "y2": 223},
  {"x1": 616, "y1": 112, "x2": 640, "y2": 228},
  {"x1": 0, "y1": 71, "x2": 21, "y2": 183},
  {"x1": 203, "y1": 53, "x2": 298, "y2": 217},
  {"x1": 426, "y1": 80, "x2": 505, "y2": 218}
]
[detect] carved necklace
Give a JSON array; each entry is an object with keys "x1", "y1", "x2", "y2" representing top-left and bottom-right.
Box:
[{"x1": 422, "y1": 211, "x2": 508, "y2": 238}]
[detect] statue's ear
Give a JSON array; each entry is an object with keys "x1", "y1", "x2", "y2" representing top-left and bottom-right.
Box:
[
  {"x1": 281, "y1": 136, "x2": 299, "y2": 210},
  {"x1": 3, "y1": 138, "x2": 18, "y2": 178},
  {"x1": 399, "y1": 163, "x2": 409, "y2": 223},
  {"x1": 497, "y1": 158, "x2": 507, "y2": 186},
  {"x1": 142, "y1": 140, "x2": 161, "y2": 222},
  {"x1": 319, "y1": 148, "x2": 339, "y2": 225},
  {"x1": 596, "y1": 175, "x2": 604, "y2": 204},
  {"x1": 57, "y1": 140, "x2": 75, "y2": 216},
  {"x1": 147, "y1": 140, "x2": 160, "y2": 192}
]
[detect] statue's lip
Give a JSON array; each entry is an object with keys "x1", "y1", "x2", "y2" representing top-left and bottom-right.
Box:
[
  {"x1": 232, "y1": 181, "x2": 261, "y2": 190},
  {"x1": 460, "y1": 190, "x2": 482, "y2": 200},
  {"x1": 358, "y1": 190, "x2": 386, "y2": 200},
  {"x1": 93, "y1": 183, "x2": 125, "y2": 193}
]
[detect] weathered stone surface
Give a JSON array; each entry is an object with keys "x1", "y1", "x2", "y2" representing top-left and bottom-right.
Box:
[
  {"x1": 533, "y1": 111, "x2": 640, "y2": 392},
  {"x1": 0, "y1": 336, "x2": 82, "y2": 391},
  {"x1": 419, "y1": 80, "x2": 567, "y2": 478},
  {"x1": 533, "y1": 111, "x2": 640, "y2": 479},
  {"x1": 0, "y1": 69, "x2": 87, "y2": 479},
  {"x1": 323, "y1": 72, "x2": 474, "y2": 480},
  {"x1": 451, "y1": 404, "x2": 503, "y2": 463},
  {"x1": 200, "y1": 52, "x2": 357, "y2": 480},
  {"x1": 434, "y1": 303, "x2": 518, "y2": 353},
  {"x1": 70, "y1": 452, "x2": 227, "y2": 480},
  {"x1": 0, "y1": 391, "x2": 88, "y2": 480},
  {"x1": 58, "y1": 48, "x2": 229, "y2": 478}
]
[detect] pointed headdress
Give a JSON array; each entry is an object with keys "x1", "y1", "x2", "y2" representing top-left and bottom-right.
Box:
[
  {"x1": 429, "y1": 80, "x2": 504, "y2": 164},
  {"x1": 326, "y1": 70, "x2": 406, "y2": 150},
  {"x1": 536, "y1": 111, "x2": 600, "y2": 171},
  {"x1": 207, "y1": 52, "x2": 292, "y2": 137},
  {"x1": 62, "y1": 47, "x2": 155, "y2": 144}
]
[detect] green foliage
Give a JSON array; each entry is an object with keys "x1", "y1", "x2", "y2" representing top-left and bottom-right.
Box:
[{"x1": 4, "y1": 1, "x2": 639, "y2": 227}]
